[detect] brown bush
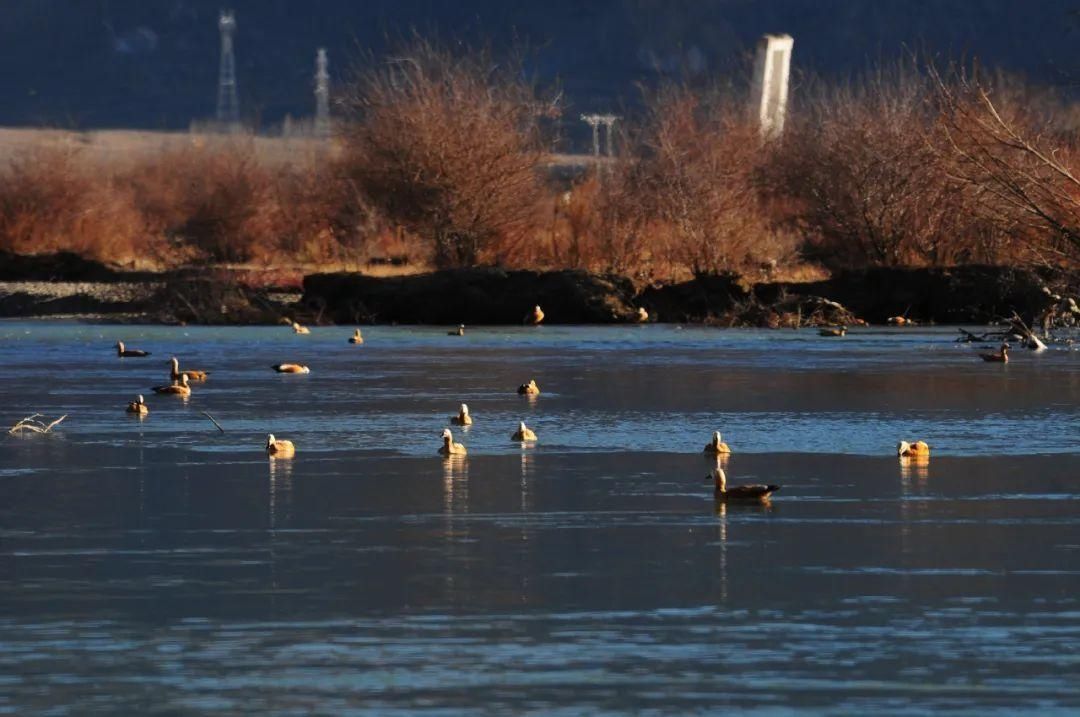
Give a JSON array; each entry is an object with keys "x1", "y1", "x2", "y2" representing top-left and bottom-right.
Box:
[
  {"x1": 340, "y1": 40, "x2": 557, "y2": 268},
  {"x1": 932, "y1": 66, "x2": 1080, "y2": 266},
  {"x1": 0, "y1": 147, "x2": 150, "y2": 265}
]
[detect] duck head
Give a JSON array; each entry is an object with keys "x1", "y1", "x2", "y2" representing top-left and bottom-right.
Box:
[
  {"x1": 116, "y1": 341, "x2": 124, "y2": 351},
  {"x1": 459, "y1": 404, "x2": 469, "y2": 416},
  {"x1": 519, "y1": 421, "x2": 528, "y2": 432},
  {"x1": 266, "y1": 434, "x2": 276, "y2": 448},
  {"x1": 712, "y1": 431, "x2": 723, "y2": 446},
  {"x1": 897, "y1": 440, "x2": 911, "y2": 456},
  {"x1": 442, "y1": 428, "x2": 453, "y2": 442},
  {"x1": 137, "y1": 394, "x2": 145, "y2": 404}
]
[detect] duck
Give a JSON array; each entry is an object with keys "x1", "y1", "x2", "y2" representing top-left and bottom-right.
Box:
[
  {"x1": 266, "y1": 433, "x2": 296, "y2": 458},
  {"x1": 897, "y1": 440, "x2": 931, "y2": 459},
  {"x1": 527, "y1": 305, "x2": 545, "y2": 325},
  {"x1": 637, "y1": 307, "x2": 649, "y2": 323},
  {"x1": 511, "y1": 421, "x2": 538, "y2": 442},
  {"x1": 349, "y1": 328, "x2": 364, "y2": 344},
  {"x1": 703, "y1": 431, "x2": 731, "y2": 455},
  {"x1": 451, "y1": 403, "x2": 473, "y2": 426},
  {"x1": 292, "y1": 322, "x2": 311, "y2": 335},
  {"x1": 116, "y1": 341, "x2": 150, "y2": 358},
  {"x1": 439, "y1": 428, "x2": 467, "y2": 457},
  {"x1": 517, "y1": 379, "x2": 541, "y2": 395},
  {"x1": 152, "y1": 373, "x2": 191, "y2": 397},
  {"x1": 819, "y1": 326, "x2": 846, "y2": 337},
  {"x1": 126, "y1": 394, "x2": 149, "y2": 415},
  {"x1": 448, "y1": 324, "x2": 465, "y2": 336},
  {"x1": 710, "y1": 467, "x2": 780, "y2": 502},
  {"x1": 887, "y1": 316, "x2": 917, "y2": 326},
  {"x1": 272, "y1": 363, "x2": 311, "y2": 374},
  {"x1": 170, "y1": 356, "x2": 209, "y2": 382},
  {"x1": 979, "y1": 343, "x2": 1009, "y2": 363}
]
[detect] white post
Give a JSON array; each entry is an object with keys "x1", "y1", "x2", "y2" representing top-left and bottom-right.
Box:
[{"x1": 750, "y1": 34, "x2": 793, "y2": 140}]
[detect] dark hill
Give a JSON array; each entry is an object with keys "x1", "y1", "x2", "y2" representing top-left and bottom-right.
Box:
[{"x1": 2, "y1": 0, "x2": 1077, "y2": 143}]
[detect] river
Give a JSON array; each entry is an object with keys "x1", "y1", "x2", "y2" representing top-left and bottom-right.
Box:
[{"x1": 1, "y1": 322, "x2": 1078, "y2": 714}]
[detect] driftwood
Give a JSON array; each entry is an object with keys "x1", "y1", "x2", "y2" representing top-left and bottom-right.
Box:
[
  {"x1": 957, "y1": 312, "x2": 1050, "y2": 348},
  {"x1": 1009, "y1": 311, "x2": 1047, "y2": 351},
  {"x1": 956, "y1": 328, "x2": 994, "y2": 343},
  {"x1": 9, "y1": 413, "x2": 67, "y2": 435}
]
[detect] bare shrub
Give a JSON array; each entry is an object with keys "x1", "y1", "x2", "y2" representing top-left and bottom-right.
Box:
[
  {"x1": 932, "y1": 66, "x2": 1080, "y2": 266},
  {"x1": 121, "y1": 143, "x2": 272, "y2": 264},
  {"x1": 0, "y1": 147, "x2": 150, "y2": 264},
  {"x1": 763, "y1": 66, "x2": 977, "y2": 269},
  {"x1": 340, "y1": 40, "x2": 557, "y2": 268}
]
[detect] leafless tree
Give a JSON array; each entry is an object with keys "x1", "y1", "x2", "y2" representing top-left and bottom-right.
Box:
[
  {"x1": 931, "y1": 65, "x2": 1080, "y2": 265},
  {"x1": 340, "y1": 40, "x2": 559, "y2": 268}
]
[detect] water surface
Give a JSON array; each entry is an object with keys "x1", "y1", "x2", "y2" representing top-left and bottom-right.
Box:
[{"x1": 1, "y1": 323, "x2": 1078, "y2": 714}]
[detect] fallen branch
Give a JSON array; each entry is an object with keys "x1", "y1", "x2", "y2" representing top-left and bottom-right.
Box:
[
  {"x1": 9, "y1": 414, "x2": 67, "y2": 435},
  {"x1": 201, "y1": 411, "x2": 225, "y2": 433},
  {"x1": 1009, "y1": 311, "x2": 1047, "y2": 351}
]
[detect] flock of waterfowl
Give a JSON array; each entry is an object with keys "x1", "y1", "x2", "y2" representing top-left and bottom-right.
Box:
[{"x1": 107, "y1": 307, "x2": 955, "y2": 505}]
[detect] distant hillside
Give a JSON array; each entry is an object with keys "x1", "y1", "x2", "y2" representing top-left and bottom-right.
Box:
[{"x1": 3, "y1": 0, "x2": 1078, "y2": 145}]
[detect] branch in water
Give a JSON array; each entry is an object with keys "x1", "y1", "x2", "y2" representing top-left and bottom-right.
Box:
[{"x1": 9, "y1": 414, "x2": 67, "y2": 435}]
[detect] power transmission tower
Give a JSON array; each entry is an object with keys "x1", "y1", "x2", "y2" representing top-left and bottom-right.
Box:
[
  {"x1": 580, "y1": 114, "x2": 619, "y2": 158},
  {"x1": 216, "y1": 10, "x2": 240, "y2": 131},
  {"x1": 314, "y1": 48, "x2": 331, "y2": 138}
]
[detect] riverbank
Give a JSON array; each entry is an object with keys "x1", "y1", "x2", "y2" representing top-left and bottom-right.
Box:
[{"x1": 2, "y1": 252, "x2": 1077, "y2": 327}]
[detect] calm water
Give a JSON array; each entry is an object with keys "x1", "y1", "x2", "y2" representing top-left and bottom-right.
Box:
[{"x1": 1, "y1": 322, "x2": 1078, "y2": 715}]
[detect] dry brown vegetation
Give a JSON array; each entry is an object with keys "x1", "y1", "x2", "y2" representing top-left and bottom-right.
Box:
[
  {"x1": 1, "y1": 44, "x2": 1078, "y2": 282},
  {"x1": 339, "y1": 41, "x2": 557, "y2": 269}
]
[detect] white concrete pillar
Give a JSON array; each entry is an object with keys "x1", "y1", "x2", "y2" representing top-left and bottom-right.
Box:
[{"x1": 751, "y1": 34, "x2": 794, "y2": 139}]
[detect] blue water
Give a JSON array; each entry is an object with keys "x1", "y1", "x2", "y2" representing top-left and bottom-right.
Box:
[{"x1": 1, "y1": 322, "x2": 1078, "y2": 714}]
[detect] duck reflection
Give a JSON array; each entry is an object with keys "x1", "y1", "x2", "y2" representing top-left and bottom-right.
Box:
[
  {"x1": 704, "y1": 452, "x2": 730, "y2": 470},
  {"x1": 519, "y1": 451, "x2": 534, "y2": 514},
  {"x1": 268, "y1": 455, "x2": 294, "y2": 530},
  {"x1": 442, "y1": 455, "x2": 469, "y2": 516},
  {"x1": 899, "y1": 455, "x2": 930, "y2": 486}
]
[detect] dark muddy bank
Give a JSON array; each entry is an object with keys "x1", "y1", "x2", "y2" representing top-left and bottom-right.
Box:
[
  {"x1": 304, "y1": 265, "x2": 1078, "y2": 326},
  {"x1": 302, "y1": 269, "x2": 640, "y2": 324},
  {"x1": 0, "y1": 251, "x2": 295, "y2": 324},
  {"x1": 2, "y1": 251, "x2": 1076, "y2": 326}
]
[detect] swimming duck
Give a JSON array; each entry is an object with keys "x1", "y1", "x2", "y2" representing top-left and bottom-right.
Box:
[
  {"x1": 897, "y1": 440, "x2": 931, "y2": 459},
  {"x1": 116, "y1": 341, "x2": 150, "y2": 358},
  {"x1": 152, "y1": 373, "x2": 191, "y2": 397},
  {"x1": 292, "y1": 322, "x2": 311, "y2": 335},
  {"x1": 527, "y1": 305, "x2": 545, "y2": 325},
  {"x1": 266, "y1": 433, "x2": 296, "y2": 458},
  {"x1": 517, "y1": 379, "x2": 540, "y2": 395},
  {"x1": 126, "y1": 394, "x2": 149, "y2": 415},
  {"x1": 272, "y1": 363, "x2": 311, "y2": 374},
  {"x1": 349, "y1": 329, "x2": 364, "y2": 344},
  {"x1": 703, "y1": 431, "x2": 731, "y2": 455},
  {"x1": 979, "y1": 343, "x2": 1009, "y2": 363},
  {"x1": 451, "y1": 403, "x2": 473, "y2": 426},
  {"x1": 637, "y1": 307, "x2": 649, "y2": 323},
  {"x1": 511, "y1": 421, "x2": 538, "y2": 442},
  {"x1": 439, "y1": 428, "x2": 467, "y2": 457},
  {"x1": 449, "y1": 324, "x2": 465, "y2": 336},
  {"x1": 887, "y1": 316, "x2": 917, "y2": 326},
  {"x1": 710, "y1": 467, "x2": 780, "y2": 502},
  {"x1": 819, "y1": 326, "x2": 846, "y2": 337},
  {"x1": 170, "y1": 357, "x2": 209, "y2": 382}
]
